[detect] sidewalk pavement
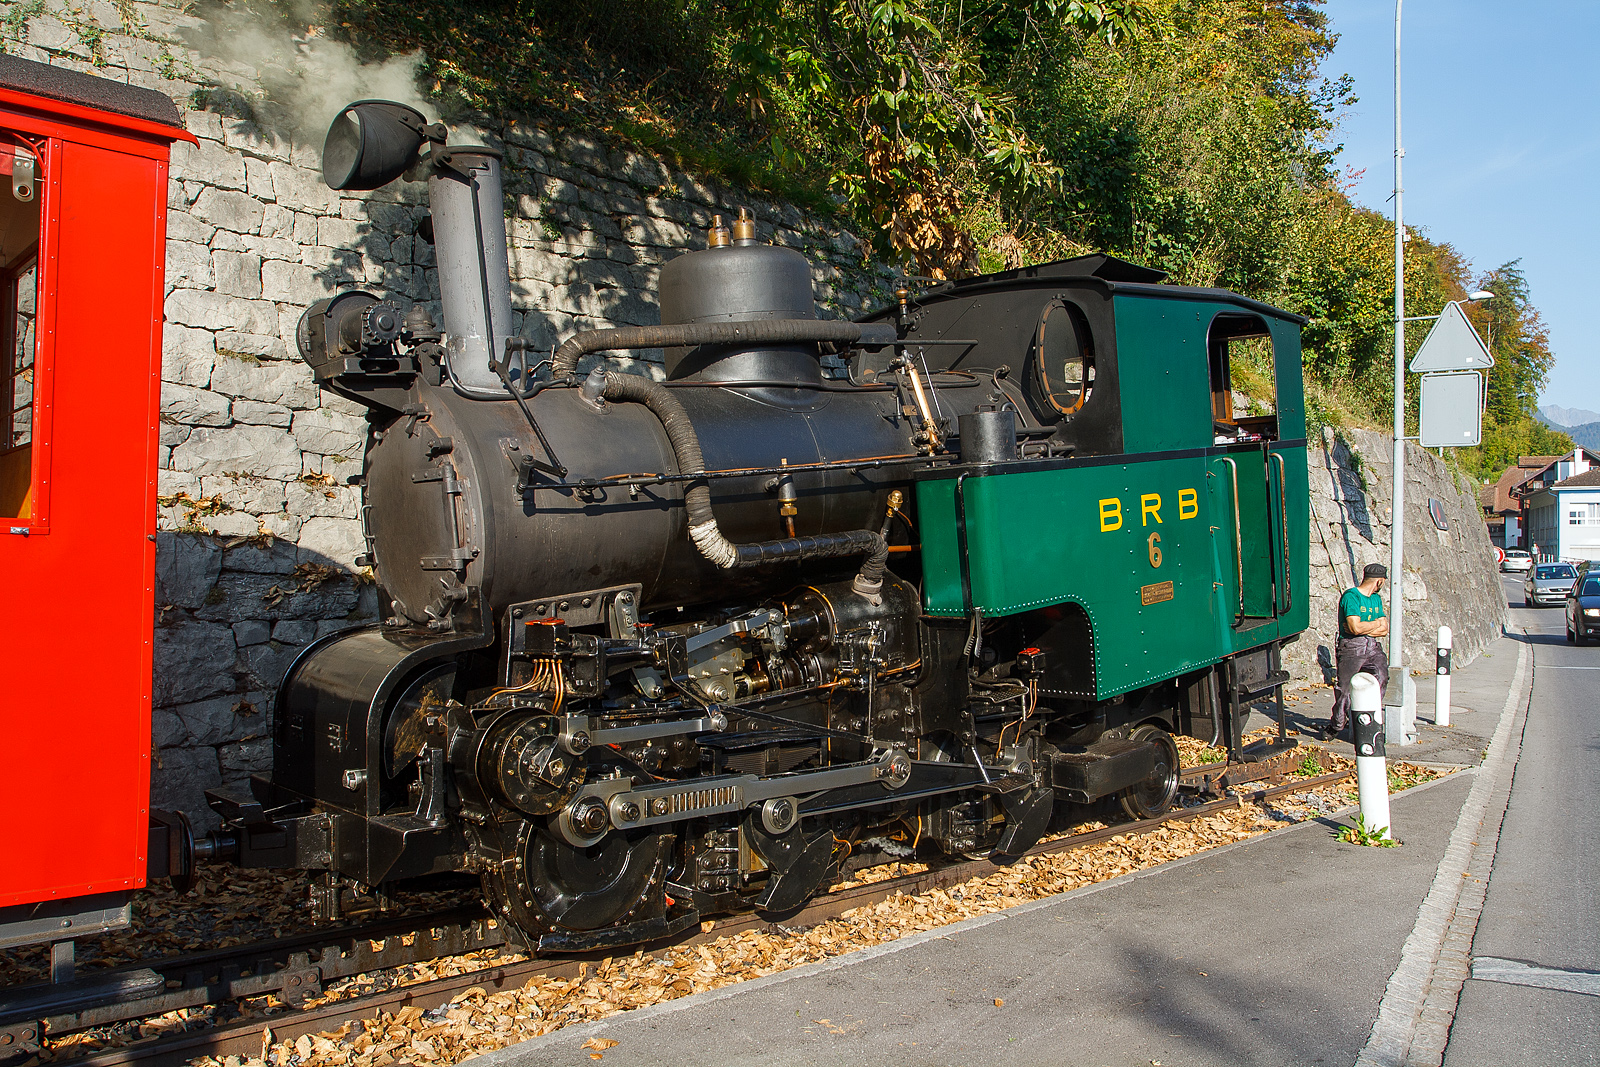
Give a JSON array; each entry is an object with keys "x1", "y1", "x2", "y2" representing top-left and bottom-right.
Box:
[
  {"x1": 471, "y1": 631, "x2": 1534, "y2": 1067},
  {"x1": 1244, "y1": 629, "x2": 1523, "y2": 770}
]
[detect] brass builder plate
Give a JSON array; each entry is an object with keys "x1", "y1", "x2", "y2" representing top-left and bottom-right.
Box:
[{"x1": 1140, "y1": 580, "x2": 1174, "y2": 606}]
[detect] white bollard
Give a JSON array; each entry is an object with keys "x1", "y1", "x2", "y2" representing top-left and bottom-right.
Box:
[
  {"x1": 1436, "y1": 625, "x2": 1453, "y2": 728},
  {"x1": 1350, "y1": 672, "x2": 1392, "y2": 840}
]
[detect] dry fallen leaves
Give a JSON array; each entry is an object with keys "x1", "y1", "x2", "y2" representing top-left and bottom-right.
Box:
[{"x1": 12, "y1": 747, "x2": 1444, "y2": 1067}]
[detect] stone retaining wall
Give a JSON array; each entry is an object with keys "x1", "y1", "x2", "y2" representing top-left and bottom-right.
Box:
[
  {"x1": 1289, "y1": 427, "x2": 1507, "y2": 685},
  {"x1": 7, "y1": 3, "x2": 1506, "y2": 828}
]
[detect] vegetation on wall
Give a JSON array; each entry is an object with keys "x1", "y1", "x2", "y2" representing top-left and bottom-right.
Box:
[{"x1": 228, "y1": 0, "x2": 1560, "y2": 467}]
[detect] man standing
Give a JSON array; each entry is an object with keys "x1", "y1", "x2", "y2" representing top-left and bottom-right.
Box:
[{"x1": 1323, "y1": 563, "x2": 1390, "y2": 741}]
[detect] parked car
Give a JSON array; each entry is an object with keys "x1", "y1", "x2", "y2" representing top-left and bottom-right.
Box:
[
  {"x1": 1567, "y1": 574, "x2": 1600, "y2": 644},
  {"x1": 1525, "y1": 563, "x2": 1577, "y2": 607},
  {"x1": 1501, "y1": 549, "x2": 1533, "y2": 573}
]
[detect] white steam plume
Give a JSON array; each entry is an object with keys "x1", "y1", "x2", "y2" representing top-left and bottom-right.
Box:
[{"x1": 185, "y1": 2, "x2": 433, "y2": 143}]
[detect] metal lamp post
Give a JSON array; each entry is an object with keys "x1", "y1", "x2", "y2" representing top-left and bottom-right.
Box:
[
  {"x1": 1389, "y1": 0, "x2": 1493, "y2": 704},
  {"x1": 1390, "y1": 0, "x2": 1407, "y2": 682}
]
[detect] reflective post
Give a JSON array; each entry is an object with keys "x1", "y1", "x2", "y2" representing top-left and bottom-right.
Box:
[
  {"x1": 1351, "y1": 672, "x2": 1393, "y2": 840},
  {"x1": 1435, "y1": 625, "x2": 1452, "y2": 727}
]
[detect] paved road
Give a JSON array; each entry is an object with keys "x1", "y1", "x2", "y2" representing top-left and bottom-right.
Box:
[{"x1": 1444, "y1": 577, "x2": 1600, "y2": 1065}]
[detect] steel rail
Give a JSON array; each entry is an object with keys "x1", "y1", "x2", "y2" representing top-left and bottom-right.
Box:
[{"x1": 38, "y1": 763, "x2": 1361, "y2": 1067}]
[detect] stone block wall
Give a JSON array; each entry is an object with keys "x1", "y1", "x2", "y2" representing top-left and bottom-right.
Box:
[
  {"x1": 1288, "y1": 427, "x2": 1507, "y2": 684},
  {"x1": 7, "y1": 3, "x2": 1507, "y2": 829}
]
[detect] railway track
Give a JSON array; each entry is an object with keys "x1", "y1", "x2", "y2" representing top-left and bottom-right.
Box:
[{"x1": 3, "y1": 754, "x2": 1355, "y2": 1067}]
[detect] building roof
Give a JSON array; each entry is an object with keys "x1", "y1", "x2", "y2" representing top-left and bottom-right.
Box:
[
  {"x1": 1508, "y1": 448, "x2": 1600, "y2": 503},
  {"x1": 1489, "y1": 463, "x2": 1542, "y2": 513},
  {"x1": 1554, "y1": 468, "x2": 1600, "y2": 489}
]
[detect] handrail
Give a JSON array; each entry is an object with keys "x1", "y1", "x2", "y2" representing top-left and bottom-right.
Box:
[
  {"x1": 1219, "y1": 456, "x2": 1244, "y2": 622},
  {"x1": 1272, "y1": 452, "x2": 1292, "y2": 615}
]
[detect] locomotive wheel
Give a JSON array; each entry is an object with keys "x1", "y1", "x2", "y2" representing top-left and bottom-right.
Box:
[
  {"x1": 484, "y1": 752, "x2": 672, "y2": 942},
  {"x1": 487, "y1": 820, "x2": 673, "y2": 939},
  {"x1": 1119, "y1": 724, "x2": 1180, "y2": 820}
]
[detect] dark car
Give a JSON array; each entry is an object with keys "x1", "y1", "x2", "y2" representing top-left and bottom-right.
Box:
[
  {"x1": 1566, "y1": 574, "x2": 1600, "y2": 645},
  {"x1": 1525, "y1": 562, "x2": 1577, "y2": 607}
]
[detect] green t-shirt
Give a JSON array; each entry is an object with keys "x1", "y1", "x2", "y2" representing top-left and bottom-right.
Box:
[{"x1": 1340, "y1": 586, "x2": 1385, "y2": 636}]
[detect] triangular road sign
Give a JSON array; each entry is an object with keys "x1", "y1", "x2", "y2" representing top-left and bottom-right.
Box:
[{"x1": 1409, "y1": 301, "x2": 1494, "y2": 372}]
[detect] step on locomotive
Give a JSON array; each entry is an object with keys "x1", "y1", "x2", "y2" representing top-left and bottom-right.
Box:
[{"x1": 199, "y1": 100, "x2": 1311, "y2": 953}]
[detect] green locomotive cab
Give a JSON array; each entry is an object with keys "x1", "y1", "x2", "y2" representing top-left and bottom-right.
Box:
[{"x1": 872, "y1": 254, "x2": 1309, "y2": 766}]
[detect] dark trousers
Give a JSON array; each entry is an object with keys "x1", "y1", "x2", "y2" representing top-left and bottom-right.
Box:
[{"x1": 1330, "y1": 635, "x2": 1389, "y2": 732}]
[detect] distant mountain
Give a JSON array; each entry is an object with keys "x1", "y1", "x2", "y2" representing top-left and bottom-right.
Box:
[
  {"x1": 1562, "y1": 421, "x2": 1600, "y2": 453},
  {"x1": 1541, "y1": 404, "x2": 1600, "y2": 427}
]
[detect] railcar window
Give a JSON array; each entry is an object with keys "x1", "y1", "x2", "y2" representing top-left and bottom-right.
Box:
[
  {"x1": 1032, "y1": 299, "x2": 1095, "y2": 416},
  {"x1": 1, "y1": 139, "x2": 41, "y2": 521},
  {"x1": 1207, "y1": 314, "x2": 1277, "y2": 443}
]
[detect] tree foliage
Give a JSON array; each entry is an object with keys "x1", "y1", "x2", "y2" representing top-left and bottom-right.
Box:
[
  {"x1": 1453, "y1": 260, "x2": 1570, "y2": 479},
  {"x1": 315, "y1": 0, "x2": 1563, "y2": 463}
]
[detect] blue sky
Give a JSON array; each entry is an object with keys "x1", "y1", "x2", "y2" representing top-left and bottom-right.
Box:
[{"x1": 1322, "y1": 1, "x2": 1599, "y2": 411}]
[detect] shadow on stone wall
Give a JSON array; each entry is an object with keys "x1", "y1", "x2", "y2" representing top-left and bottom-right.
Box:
[
  {"x1": 1287, "y1": 426, "x2": 1507, "y2": 686},
  {"x1": 152, "y1": 529, "x2": 379, "y2": 830}
]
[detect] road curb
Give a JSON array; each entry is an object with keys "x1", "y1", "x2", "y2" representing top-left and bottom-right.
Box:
[{"x1": 1355, "y1": 636, "x2": 1533, "y2": 1067}]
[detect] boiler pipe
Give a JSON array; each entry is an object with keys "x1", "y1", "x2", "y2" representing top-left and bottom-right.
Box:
[{"x1": 551, "y1": 320, "x2": 898, "y2": 378}]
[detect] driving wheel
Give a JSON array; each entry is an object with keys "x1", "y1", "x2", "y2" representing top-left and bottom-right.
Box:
[
  {"x1": 481, "y1": 753, "x2": 673, "y2": 944},
  {"x1": 1119, "y1": 724, "x2": 1180, "y2": 820}
]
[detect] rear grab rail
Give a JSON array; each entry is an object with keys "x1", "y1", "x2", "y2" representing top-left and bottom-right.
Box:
[
  {"x1": 1272, "y1": 451, "x2": 1292, "y2": 616},
  {"x1": 1218, "y1": 456, "x2": 1243, "y2": 622}
]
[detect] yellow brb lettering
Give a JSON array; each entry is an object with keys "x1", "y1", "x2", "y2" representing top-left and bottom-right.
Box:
[
  {"x1": 1099, "y1": 498, "x2": 1123, "y2": 532},
  {"x1": 1141, "y1": 493, "x2": 1162, "y2": 526},
  {"x1": 1179, "y1": 487, "x2": 1198, "y2": 520}
]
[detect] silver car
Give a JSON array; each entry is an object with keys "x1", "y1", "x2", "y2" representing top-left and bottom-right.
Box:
[
  {"x1": 1525, "y1": 562, "x2": 1577, "y2": 607},
  {"x1": 1502, "y1": 549, "x2": 1533, "y2": 573}
]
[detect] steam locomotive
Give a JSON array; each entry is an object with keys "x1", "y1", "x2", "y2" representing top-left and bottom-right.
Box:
[{"x1": 205, "y1": 100, "x2": 1310, "y2": 953}]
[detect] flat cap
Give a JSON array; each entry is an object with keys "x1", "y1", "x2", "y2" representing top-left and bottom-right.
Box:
[{"x1": 1363, "y1": 563, "x2": 1388, "y2": 579}]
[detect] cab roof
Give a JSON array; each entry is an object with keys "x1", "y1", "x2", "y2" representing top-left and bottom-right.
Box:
[{"x1": 913, "y1": 253, "x2": 1309, "y2": 326}]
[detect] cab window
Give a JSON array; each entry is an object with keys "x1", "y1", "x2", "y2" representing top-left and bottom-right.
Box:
[
  {"x1": 1207, "y1": 314, "x2": 1277, "y2": 443},
  {"x1": 1031, "y1": 299, "x2": 1095, "y2": 417},
  {"x1": 1, "y1": 138, "x2": 41, "y2": 521}
]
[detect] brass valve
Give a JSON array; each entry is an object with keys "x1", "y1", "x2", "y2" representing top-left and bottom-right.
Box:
[{"x1": 731, "y1": 206, "x2": 757, "y2": 244}]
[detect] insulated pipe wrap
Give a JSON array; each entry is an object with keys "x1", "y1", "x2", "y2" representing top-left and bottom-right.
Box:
[
  {"x1": 731, "y1": 530, "x2": 882, "y2": 567},
  {"x1": 553, "y1": 320, "x2": 890, "y2": 378},
  {"x1": 597, "y1": 370, "x2": 888, "y2": 593},
  {"x1": 597, "y1": 370, "x2": 715, "y2": 526}
]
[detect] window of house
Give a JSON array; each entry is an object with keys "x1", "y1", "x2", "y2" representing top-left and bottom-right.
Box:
[
  {"x1": 1031, "y1": 299, "x2": 1095, "y2": 416},
  {"x1": 1568, "y1": 503, "x2": 1600, "y2": 525},
  {"x1": 1, "y1": 138, "x2": 41, "y2": 522},
  {"x1": 1207, "y1": 314, "x2": 1277, "y2": 442}
]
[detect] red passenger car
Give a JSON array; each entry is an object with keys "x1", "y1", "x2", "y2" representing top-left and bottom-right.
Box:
[{"x1": 0, "y1": 56, "x2": 193, "y2": 952}]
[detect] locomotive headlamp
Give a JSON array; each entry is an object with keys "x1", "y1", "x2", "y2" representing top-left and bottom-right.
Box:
[{"x1": 322, "y1": 99, "x2": 440, "y2": 191}]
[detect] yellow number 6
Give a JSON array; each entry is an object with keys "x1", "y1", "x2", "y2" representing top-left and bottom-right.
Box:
[{"x1": 1148, "y1": 531, "x2": 1162, "y2": 568}]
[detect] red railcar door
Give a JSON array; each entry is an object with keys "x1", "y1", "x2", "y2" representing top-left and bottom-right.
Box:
[{"x1": 0, "y1": 81, "x2": 189, "y2": 911}]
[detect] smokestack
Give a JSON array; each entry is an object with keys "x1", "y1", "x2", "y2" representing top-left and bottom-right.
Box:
[{"x1": 427, "y1": 149, "x2": 513, "y2": 398}]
